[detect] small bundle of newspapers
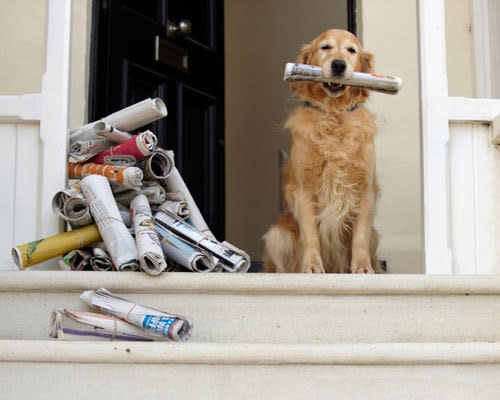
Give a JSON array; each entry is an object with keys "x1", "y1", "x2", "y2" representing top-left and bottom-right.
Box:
[
  {"x1": 50, "y1": 288, "x2": 192, "y2": 341},
  {"x1": 12, "y1": 98, "x2": 250, "y2": 274}
]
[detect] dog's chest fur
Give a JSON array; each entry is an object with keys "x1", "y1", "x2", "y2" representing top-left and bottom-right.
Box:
[{"x1": 288, "y1": 107, "x2": 374, "y2": 201}]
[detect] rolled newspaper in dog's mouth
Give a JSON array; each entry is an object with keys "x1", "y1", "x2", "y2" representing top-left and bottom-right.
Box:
[
  {"x1": 283, "y1": 62, "x2": 402, "y2": 95},
  {"x1": 80, "y1": 288, "x2": 192, "y2": 341}
]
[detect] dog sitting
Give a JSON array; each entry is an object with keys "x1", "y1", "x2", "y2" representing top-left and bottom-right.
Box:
[{"x1": 263, "y1": 29, "x2": 383, "y2": 274}]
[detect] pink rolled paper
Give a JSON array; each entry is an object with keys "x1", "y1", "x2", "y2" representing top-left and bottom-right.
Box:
[{"x1": 87, "y1": 131, "x2": 157, "y2": 164}]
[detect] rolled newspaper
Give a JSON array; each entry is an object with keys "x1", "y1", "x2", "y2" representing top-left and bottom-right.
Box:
[
  {"x1": 283, "y1": 62, "x2": 402, "y2": 95},
  {"x1": 12, "y1": 224, "x2": 101, "y2": 270},
  {"x1": 50, "y1": 309, "x2": 160, "y2": 341},
  {"x1": 117, "y1": 203, "x2": 132, "y2": 226},
  {"x1": 70, "y1": 121, "x2": 132, "y2": 145},
  {"x1": 68, "y1": 162, "x2": 143, "y2": 191},
  {"x1": 164, "y1": 167, "x2": 215, "y2": 239},
  {"x1": 52, "y1": 184, "x2": 93, "y2": 228},
  {"x1": 103, "y1": 98, "x2": 168, "y2": 131},
  {"x1": 69, "y1": 97, "x2": 167, "y2": 144},
  {"x1": 155, "y1": 211, "x2": 250, "y2": 273},
  {"x1": 130, "y1": 194, "x2": 167, "y2": 275},
  {"x1": 68, "y1": 137, "x2": 115, "y2": 163},
  {"x1": 90, "y1": 247, "x2": 114, "y2": 271},
  {"x1": 114, "y1": 181, "x2": 166, "y2": 206},
  {"x1": 80, "y1": 288, "x2": 192, "y2": 341},
  {"x1": 58, "y1": 249, "x2": 92, "y2": 271},
  {"x1": 156, "y1": 197, "x2": 189, "y2": 219},
  {"x1": 137, "y1": 148, "x2": 175, "y2": 180},
  {"x1": 154, "y1": 218, "x2": 215, "y2": 272},
  {"x1": 88, "y1": 131, "x2": 157, "y2": 164},
  {"x1": 80, "y1": 175, "x2": 138, "y2": 271}
]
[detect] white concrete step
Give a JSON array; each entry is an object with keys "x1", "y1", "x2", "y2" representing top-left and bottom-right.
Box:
[
  {"x1": 1, "y1": 271, "x2": 500, "y2": 343},
  {"x1": 1, "y1": 341, "x2": 500, "y2": 399}
]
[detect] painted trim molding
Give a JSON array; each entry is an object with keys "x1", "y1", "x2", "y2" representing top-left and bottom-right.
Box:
[
  {"x1": 1, "y1": 341, "x2": 500, "y2": 365},
  {"x1": 2, "y1": 271, "x2": 500, "y2": 295}
]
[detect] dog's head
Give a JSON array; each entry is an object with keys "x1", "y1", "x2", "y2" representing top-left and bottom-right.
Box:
[{"x1": 290, "y1": 29, "x2": 373, "y2": 111}]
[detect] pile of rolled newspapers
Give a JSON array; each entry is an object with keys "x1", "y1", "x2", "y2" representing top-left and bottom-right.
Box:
[
  {"x1": 50, "y1": 288, "x2": 192, "y2": 341},
  {"x1": 11, "y1": 97, "x2": 250, "y2": 274}
]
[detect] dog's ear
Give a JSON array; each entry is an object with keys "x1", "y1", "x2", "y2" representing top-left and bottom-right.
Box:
[
  {"x1": 360, "y1": 50, "x2": 374, "y2": 73},
  {"x1": 297, "y1": 42, "x2": 313, "y2": 65},
  {"x1": 290, "y1": 42, "x2": 313, "y2": 92}
]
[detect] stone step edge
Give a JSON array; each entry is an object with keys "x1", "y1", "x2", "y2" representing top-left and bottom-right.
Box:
[
  {"x1": 2, "y1": 271, "x2": 500, "y2": 295},
  {"x1": 1, "y1": 341, "x2": 500, "y2": 365}
]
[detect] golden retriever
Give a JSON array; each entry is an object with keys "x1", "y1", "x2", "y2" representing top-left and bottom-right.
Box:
[{"x1": 263, "y1": 29, "x2": 383, "y2": 274}]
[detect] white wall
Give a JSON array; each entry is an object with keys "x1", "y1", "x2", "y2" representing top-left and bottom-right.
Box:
[
  {"x1": 445, "y1": 0, "x2": 476, "y2": 98},
  {"x1": 361, "y1": 0, "x2": 423, "y2": 273}
]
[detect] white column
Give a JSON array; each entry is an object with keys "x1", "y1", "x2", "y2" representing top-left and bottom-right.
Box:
[{"x1": 418, "y1": 0, "x2": 453, "y2": 273}]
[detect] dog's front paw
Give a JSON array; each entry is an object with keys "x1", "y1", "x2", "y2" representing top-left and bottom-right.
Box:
[
  {"x1": 351, "y1": 261, "x2": 375, "y2": 274},
  {"x1": 302, "y1": 254, "x2": 325, "y2": 274}
]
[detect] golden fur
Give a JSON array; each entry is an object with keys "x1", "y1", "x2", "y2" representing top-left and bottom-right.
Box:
[{"x1": 263, "y1": 29, "x2": 383, "y2": 274}]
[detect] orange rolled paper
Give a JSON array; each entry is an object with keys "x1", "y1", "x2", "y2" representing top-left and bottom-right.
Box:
[{"x1": 68, "y1": 162, "x2": 143, "y2": 190}]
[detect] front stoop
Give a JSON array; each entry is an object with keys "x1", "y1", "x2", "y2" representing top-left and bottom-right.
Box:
[{"x1": 1, "y1": 272, "x2": 500, "y2": 399}]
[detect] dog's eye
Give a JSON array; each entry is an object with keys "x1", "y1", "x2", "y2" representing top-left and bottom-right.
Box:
[
  {"x1": 321, "y1": 45, "x2": 331, "y2": 50},
  {"x1": 347, "y1": 47, "x2": 357, "y2": 53}
]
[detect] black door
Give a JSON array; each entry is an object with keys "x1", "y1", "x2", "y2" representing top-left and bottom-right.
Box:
[{"x1": 89, "y1": 0, "x2": 225, "y2": 239}]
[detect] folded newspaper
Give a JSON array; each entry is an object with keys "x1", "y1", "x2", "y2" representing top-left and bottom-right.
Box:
[
  {"x1": 69, "y1": 98, "x2": 167, "y2": 143},
  {"x1": 80, "y1": 175, "x2": 138, "y2": 271},
  {"x1": 130, "y1": 194, "x2": 167, "y2": 275},
  {"x1": 51, "y1": 184, "x2": 92, "y2": 228},
  {"x1": 80, "y1": 288, "x2": 192, "y2": 341},
  {"x1": 155, "y1": 210, "x2": 250, "y2": 273},
  {"x1": 50, "y1": 309, "x2": 159, "y2": 341},
  {"x1": 155, "y1": 220, "x2": 215, "y2": 272}
]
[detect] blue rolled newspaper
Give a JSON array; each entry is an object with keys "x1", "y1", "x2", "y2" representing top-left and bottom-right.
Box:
[
  {"x1": 154, "y1": 210, "x2": 250, "y2": 273},
  {"x1": 154, "y1": 217, "x2": 214, "y2": 272},
  {"x1": 80, "y1": 288, "x2": 192, "y2": 341}
]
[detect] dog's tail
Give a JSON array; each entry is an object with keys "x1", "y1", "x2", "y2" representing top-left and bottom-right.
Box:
[{"x1": 263, "y1": 213, "x2": 299, "y2": 273}]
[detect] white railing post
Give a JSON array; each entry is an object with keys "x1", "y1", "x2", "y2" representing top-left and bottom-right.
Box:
[
  {"x1": 418, "y1": 0, "x2": 453, "y2": 273},
  {"x1": 39, "y1": 0, "x2": 72, "y2": 238}
]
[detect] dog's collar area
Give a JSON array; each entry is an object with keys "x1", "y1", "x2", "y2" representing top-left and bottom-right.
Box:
[{"x1": 303, "y1": 101, "x2": 360, "y2": 113}]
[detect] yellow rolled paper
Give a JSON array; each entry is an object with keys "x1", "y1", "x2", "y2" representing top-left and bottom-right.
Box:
[{"x1": 12, "y1": 224, "x2": 102, "y2": 270}]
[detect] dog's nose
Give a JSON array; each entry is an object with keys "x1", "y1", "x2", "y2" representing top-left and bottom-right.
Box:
[{"x1": 331, "y1": 60, "x2": 347, "y2": 76}]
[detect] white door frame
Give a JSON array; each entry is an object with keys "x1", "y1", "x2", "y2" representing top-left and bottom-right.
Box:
[{"x1": 419, "y1": 0, "x2": 500, "y2": 273}]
